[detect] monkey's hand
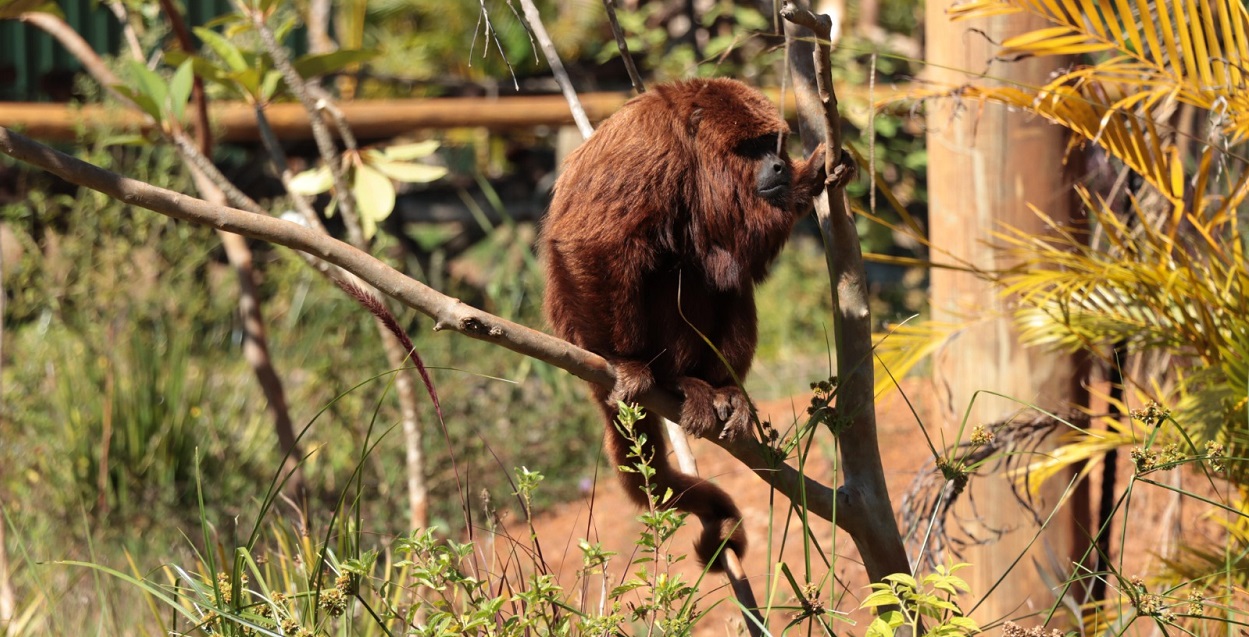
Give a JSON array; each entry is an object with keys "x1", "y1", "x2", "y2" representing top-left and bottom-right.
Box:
[
  {"x1": 607, "y1": 359, "x2": 656, "y2": 406},
  {"x1": 826, "y1": 151, "x2": 858, "y2": 191},
  {"x1": 677, "y1": 378, "x2": 754, "y2": 441}
]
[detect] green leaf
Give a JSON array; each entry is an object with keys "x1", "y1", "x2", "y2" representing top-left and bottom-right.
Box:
[
  {"x1": 112, "y1": 85, "x2": 161, "y2": 121},
  {"x1": 860, "y1": 589, "x2": 902, "y2": 608},
  {"x1": 609, "y1": 580, "x2": 647, "y2": 597},
  {"x1": 95, "y1": 134, "x2": 151, "y2": 146},
  {"x1": 128, "y1": 61, "x2": 169, "y2": 119},
  {"x1": 883, "y1": 572, "x2": 919, "y2": 591},
  {"x1": 865, "y1": 611, "x2": 905, "y2": 637},
  {"x1": 948, "y1": 616, "x2": 980, "y2": 632},
  {"x1": 167, "y1": 53, "x2": 234, "y2": 92},
  {"x1": 382, "y1": 140, "x2": 442, "y2": 161},
  {"x1": 168, "y1": 59, "x2": 195, "y2": 121},
  {"x1": 372, "y1": 159, "x2": 447, "y2": 184},
  {"x1": 231, "y1": 67, "x2": 262, "y2": 98},
  {"x1": 288, "y1": 165, "x2": 334, "y2": 196},
  {"x1": 260, "y1": 69, "x2": 284, "y2": 102},
  {"x1": 194, "y1": 27, "x2": 247, "y2": 72},
  {"x1": 353, "y1": 164, "x2": 396, "y2": 241},
  {"x1": 293, "y1": 49, "x2": 380, "y2": 78}
]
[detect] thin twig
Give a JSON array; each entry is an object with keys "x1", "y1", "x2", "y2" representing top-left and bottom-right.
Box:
[
  {"x1": 602, "y1": 0, "x2": 646, "y2": 94},
  {"x1": 245, "y1": 22, "x2": 432, "y2": 531},
  {"x1": 516, "y1": 0, "x2": 595, "y2": 139},
  {"x1": 247, "y1": 7, "x2": 365, "y2": 246},
  {"x1": 781, "y1": 0, "x2": 911, "y2": 584}
]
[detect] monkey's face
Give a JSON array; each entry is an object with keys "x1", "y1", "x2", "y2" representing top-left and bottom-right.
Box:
[{"x1": 744, "y1": 136, "x2": 795, "y2": 208}]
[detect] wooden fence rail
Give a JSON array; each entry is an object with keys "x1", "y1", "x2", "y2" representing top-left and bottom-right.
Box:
[{"x1": 0, "y1": 84, "x2": 909, "y2": 142}]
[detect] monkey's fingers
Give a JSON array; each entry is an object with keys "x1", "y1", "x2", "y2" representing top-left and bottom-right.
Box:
[
  {"x1": 677, "y1": 377, "x2": 721, "y2": 438},
  {"x1": 714, "y1": 387, "x2": 754, "y2": 441},
  {"x1": 826, "y1": 152, "x2": 859, "y2": 191}
]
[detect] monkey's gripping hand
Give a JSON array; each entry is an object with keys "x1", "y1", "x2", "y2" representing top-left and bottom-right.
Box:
[
  {"x1": 677, "y1": 378, "x2": 753, "y2": 441},
  {"x1": 606, "y1": 359, "x2": 656, "y2": 407},
  {"x1": 826, "y1": 150, "x2": 858, "y2": 191}
]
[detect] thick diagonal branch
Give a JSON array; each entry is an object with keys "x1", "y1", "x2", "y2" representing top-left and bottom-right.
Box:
[{"x1": 0, "y1": 125, "x2": 841, "y2": 524}]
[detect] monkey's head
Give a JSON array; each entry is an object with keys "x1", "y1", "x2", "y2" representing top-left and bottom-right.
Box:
[
  {"x1": 669, "y1": 79, "x2": 826, "y2": 215},
  {"x1": 646, "y1": 79, "x2": 827, "y2": 287},
  {"x1": 544, "y1": 79, "x2": 826, "y2": 292}
]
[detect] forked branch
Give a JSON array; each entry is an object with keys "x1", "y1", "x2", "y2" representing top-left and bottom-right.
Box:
[{"x1": 781, "y1": 1, "x2": 912, "y2": 582}]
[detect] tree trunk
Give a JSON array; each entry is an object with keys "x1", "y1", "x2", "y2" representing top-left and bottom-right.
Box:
[{"x1": 925, "y1": 2, "x2": 1083, "y2": 623}]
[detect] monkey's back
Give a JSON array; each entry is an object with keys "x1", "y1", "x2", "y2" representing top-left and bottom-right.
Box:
[{"x1": 541, "y1": 80, "x2": 780, "y2": 383}]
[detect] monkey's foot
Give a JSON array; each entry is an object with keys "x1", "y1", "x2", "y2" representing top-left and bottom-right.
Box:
[
  {"x1": 826, "y1": 152, "x2": 858, "y2": 190},
  {"x1": 607, "y1": 359, "x2": 655, "y2": 406},
  {"x1": 712, "y1": 386, "x2": 753, "y2": 440},
  {"x1": 677, "y1": 378, "x2": 754, "y2": 440}
]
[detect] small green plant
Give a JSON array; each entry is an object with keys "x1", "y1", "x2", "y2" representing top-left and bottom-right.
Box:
[
  {"x1": 611, "y1": 402, "x2": 701, "y2": 633},
  {"x1": 859, "y1": 563, "x2": 980, "y2": 637}
]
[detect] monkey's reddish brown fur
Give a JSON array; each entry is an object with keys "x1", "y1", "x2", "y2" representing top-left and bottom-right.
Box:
[{"x1": 542, "y1": 79, "x2": 826, "y2": 569}]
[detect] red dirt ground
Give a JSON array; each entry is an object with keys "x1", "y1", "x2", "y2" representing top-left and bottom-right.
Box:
[
  {"x1": 501, "y1": 377, "x2": 1224, "y2": 635},
  {"x1": 502, "y1": 379, "x2": 939, "y2": 635}
]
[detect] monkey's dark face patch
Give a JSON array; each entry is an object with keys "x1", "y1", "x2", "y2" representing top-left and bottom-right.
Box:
[
  {"x1": 737, "y1": 134, "x2": 793, "y2": 207},
  {"x1": 755, "y1": 152, "x2": 792, "y2": 205}
]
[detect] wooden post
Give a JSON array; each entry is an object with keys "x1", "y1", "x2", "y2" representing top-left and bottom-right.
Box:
[{"x1": 925, "y1": 2, "x2": 1083, "y2": 624}]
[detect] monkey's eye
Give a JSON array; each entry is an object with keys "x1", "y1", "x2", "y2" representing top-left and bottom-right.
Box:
[{"x1": 736, "y1": 134, "x2": 785, "y2": 158}]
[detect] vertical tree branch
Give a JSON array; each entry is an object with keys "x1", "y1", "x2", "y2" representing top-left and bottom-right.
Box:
[
  {"x1": 306, "y1": 0, "x2": 336, "y2": 55},
  {"x1": 247, "y1": 8, "x2": 430, "y2": 528},
  {"x1": 248, "y1": 7, "x2": 364, "y2": 246},
  {"x1": 781, "y1": 1, "x2": 911, "y2": 584},
  {"x1": 159, "y1": 0, "x2": 308, "y2": 500}
]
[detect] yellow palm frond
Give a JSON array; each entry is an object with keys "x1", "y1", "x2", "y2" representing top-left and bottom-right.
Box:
[
  {"x1": 1013, "y1": 414, "x2": 1136, "y2": 495},
  {"x1": 949, "y1": 0, "x2": 1249, "y2": 108},
  {"x1": 873, "y1": 320, "x2": 960, "y2": 396},
  {"x1": 902, "y1": 0, "x2": 1249, "y2": 197}
]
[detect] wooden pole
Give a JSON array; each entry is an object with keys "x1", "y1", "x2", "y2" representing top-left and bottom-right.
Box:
[{"x1": 925, "y1": 1, "x2": 1083, "y2": 625}]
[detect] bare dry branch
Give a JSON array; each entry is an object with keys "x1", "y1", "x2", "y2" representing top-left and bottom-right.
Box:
[
  {"x1": 0, "y1": 125, "x2": 841, "y2": 523},
  {"x1": 782, "y1": 0, "x2": 911, "y2": 583},
  {"x1": 517, "y1": 0, "x2": 595, "y2": 139},
  {"x1": 602, "y1": 0, "x2": 646, "y2": 95}
]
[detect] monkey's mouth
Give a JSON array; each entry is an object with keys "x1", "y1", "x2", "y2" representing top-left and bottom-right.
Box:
[{"x1": 757, "y1": 186, "x2": 787, "y2": 205}]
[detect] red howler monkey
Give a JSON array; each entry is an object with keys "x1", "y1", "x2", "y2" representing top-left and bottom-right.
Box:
[{"x1": 541, "y1": 78, "x2": 844, "y2": 569}]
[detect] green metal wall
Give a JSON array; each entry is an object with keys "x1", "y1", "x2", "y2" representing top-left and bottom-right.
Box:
[{"x1": 1, "y1": 0, "x2": 240, "y2": 102}]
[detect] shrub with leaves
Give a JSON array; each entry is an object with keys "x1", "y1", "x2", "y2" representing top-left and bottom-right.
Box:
[{"x1": 860, "y1": 563, "x2": 979, "y2": 637}]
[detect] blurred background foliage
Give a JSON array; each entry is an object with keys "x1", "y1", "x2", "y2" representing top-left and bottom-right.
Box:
[{"x1": 0, "y1": 0, "x2": 929, "y2": 632}]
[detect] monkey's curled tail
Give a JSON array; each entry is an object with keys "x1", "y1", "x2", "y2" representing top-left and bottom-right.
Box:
[{"x1": 593, "y1": 392, "x2": 746, "y2": 571}]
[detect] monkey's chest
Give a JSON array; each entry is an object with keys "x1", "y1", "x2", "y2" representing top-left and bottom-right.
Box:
[{"x1": 640, "y1": 266, "x2": 755, "y2": 380}]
